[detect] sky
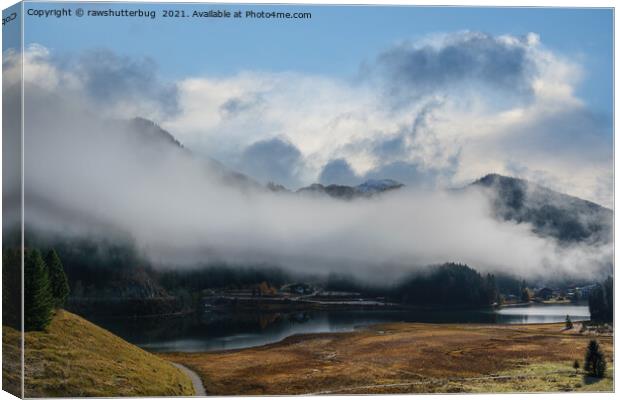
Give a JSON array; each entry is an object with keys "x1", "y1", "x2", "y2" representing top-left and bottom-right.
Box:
[
  {"x1": 4, "y1": 3, "x2": 615, "y2": 206},
  {"x1": 1, "y1": 3, "x2": 614, "y2": 280},
  {"x1": 19, "y1": 4, "x2": 613, "y2": 115}
]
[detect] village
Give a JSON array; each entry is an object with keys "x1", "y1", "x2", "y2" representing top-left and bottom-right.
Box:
[
  {"x1": 202, "y1": 282, "x2": 397, "y2": 311},
  {"x1": 503, "y1": 284, "x2": 599, "y2": 305},
  {"x1": 201, "y1": 281, "x2": 599, "y2": 312}
]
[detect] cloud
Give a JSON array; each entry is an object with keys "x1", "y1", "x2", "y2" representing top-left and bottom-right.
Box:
[
  {"x1": 160, "y1": 32, "x2": 608, "y2": 206},
  {"x1": 373, "y1": 31, "x2": 538, "y2": 105},
  {"x1": 363, "y1": 161, "x2": 441, "y2": 188},
  {"x1": 3, "y1": 43, "x2": 611, "y2": 284},
  {"x1": 319, "y1": 159, "x2": 360, "y2": 186},
  {"x1": 76, "y1": 49, "x2": 179, "y2": 116},
  {"x1": 7, "y1": 32, "x2": 612, "y2": 210},
  {"x1": 219, "y1": 93, "x2": 265, "y2": 118},
  {"x1": 236, "y1": 137, "x2": 305, "y2": 188},
  {"x1": 5, "y1": 44, "x2": 178, "y2": 121}
]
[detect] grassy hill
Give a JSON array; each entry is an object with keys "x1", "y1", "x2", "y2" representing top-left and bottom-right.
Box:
[{"x1": 2, "y1": 310, "x2": 194, "y2": 397}]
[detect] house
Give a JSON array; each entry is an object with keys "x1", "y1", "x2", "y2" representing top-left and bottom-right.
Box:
[
  {"x1": 576, "y1": 284, "x2": 598, "y2": 299},
  {"x1": 504, "y1": 294, "x2": 519, "y2": 303},
  {"x1": 280, "y1": 282, "x2": 314, "y2": 295},
  {"x1": 536, "y1": 287, "x2": 554, "y2": 300}
]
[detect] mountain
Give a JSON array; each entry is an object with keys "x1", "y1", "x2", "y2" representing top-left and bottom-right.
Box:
[
  {"x1": 470, "y1": 173, "x2": 612, "y2": 244},
  {"x1": 292, "y1": 173, "x2": 611, "y2": 244},
  {"x1": 357, "y1": 179, "x2": 404, "y2": 194},
  {"x1": 129, "y1": 117, "x2": 184, "y2": 148},
  {"x1": 295, "y1": 179, "x2": 404, "y2": 200},
  {"x1": 126, "y1": 117, "x2": 262, "y2": 190}
]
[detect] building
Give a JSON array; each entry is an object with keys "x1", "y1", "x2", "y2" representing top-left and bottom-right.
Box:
[{"x1": 536, "y1": 287, "x2": 554, "y2": 300}]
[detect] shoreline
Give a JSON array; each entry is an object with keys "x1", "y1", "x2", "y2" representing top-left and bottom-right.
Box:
[{"x1": 150, "y1": 319, "x2": 597, "y2": 356}]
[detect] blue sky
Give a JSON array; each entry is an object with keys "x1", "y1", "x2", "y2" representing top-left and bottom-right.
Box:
[
  {"x1": 19, "y1": 3, "x2": 613, "y2": 119},
  {"x1": 2, "y1": 3, "x2": 613, "y2": 278},
  {"x1": 3, "y1": 3, "x2": 614, "y2": 205}
]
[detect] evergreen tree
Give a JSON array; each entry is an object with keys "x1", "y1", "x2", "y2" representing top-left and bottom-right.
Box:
[
  {"x1": 2, "y1": 248, "x2": 22, "y2": 328},
  {"x1": 588, "y1": 277, "x2": 613, "y2": 322},
  {"x1": 397, "y1": 263, "x2": 498, "y2": 307},
  {"x1": 603, "y1": 276, "x2": 613, "y2": 321},
  {"x1": 520, "y1": 280, "x2": 530, "y2": 303},
  {"x1": 24, "y1": 249, "x2": 54, "y2": 331},
  {"x1": 565, "y1": 315, "x2": 573, "y2": 329},
  {"x1": 571, "y1": 290, "x2": 580, "y2": 303},
  {"x1": 485, "y1": 273, "x2": 499, "y2": 304},
  {"x1": 584, "y1": 339, "x2": 606, "y2": 378},
  {"x1": 45, "y1": 249, "x2": 70, "y2": 307}
]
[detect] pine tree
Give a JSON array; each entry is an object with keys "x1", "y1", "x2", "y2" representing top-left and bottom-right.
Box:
[
  {"x1": 2, "y1": 248, "x2": 22, "y2": 328},
  {"x1": 45, "y1": 249, "x2": 70, "y2": 308},
  {"x1": 485, "y1": 273, "x2": 499, "y2": 304},
  {"x1": 584, "y1": 339, "x2": 606, "y2": 378},
  {"x1": 24, "y1": 249, "x2": 54, "y2": 331},
  {"x1": 520, "y1": 283, "x2": 530, "y2": 303},
  {"x1": 603, "y1": 276, "x2": 613, "y2": 321},
  {"x1": 565, "y1": 315, "x2": 573, "y2": 329},
  {"x1": 588, "y1": 276, "x2": 613, "y2": 322}
]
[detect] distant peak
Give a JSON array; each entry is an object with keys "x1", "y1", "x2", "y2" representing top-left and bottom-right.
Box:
[
  {"x1": 356, "y1": 179, "x2": 404, "y2": 193},
  {"x1": 129, "y1": 117, "x2": 183, "y2": 148},
  {"x1": 474, "y1": 173, "x2": 511, "y2": 184}
]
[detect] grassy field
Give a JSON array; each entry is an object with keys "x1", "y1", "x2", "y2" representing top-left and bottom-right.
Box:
[
  {"x1": 164, "y1": 322, "x2": 613, "y2": 395},
  {"x1": 2, "y1": 310, "x2": 195, "y2": 397}
]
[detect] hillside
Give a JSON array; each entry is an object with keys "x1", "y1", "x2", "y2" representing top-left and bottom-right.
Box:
[
  {"x1": 2, "y1": 310, "x2": 194, "y2": 397},
  {"x1": 126, "y1": 117, "x2": 262, "y2": 190},
  {"x1": 471, "y1": 174, "x2": 612, "y2": 244}
]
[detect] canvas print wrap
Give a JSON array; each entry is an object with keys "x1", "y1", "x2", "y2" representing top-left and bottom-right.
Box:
[{"x1": 1, "y1": 2, "x2": 614, "y2": 397}]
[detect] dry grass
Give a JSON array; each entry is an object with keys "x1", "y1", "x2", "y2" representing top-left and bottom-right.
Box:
[
  {"x1": 163, "y1": 322, "x2": 613, "y2": 395},
  {"x1": 2, "y1": 325, "x2": 22, "y2": 397},
  {"x1": 2, "y1": 310, "x2": 194, "y2": 397}
]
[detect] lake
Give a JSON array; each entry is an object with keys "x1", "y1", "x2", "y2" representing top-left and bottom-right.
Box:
[{"x1": 93, "y1": 303, "x2": 590, "y2": 353}]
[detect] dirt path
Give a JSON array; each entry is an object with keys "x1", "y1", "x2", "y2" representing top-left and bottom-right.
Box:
[{"x1": 171, "y1": 362, "x2": 207, "y2": 396}]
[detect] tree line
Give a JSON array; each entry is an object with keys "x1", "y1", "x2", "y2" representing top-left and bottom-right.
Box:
[
  {"x1": 394, "y1": 263, "x2": 499, "y2": 307},
  {"x1": 588, "y1": 276, "x2": 613, "y2": 322},
  {"x1": 3, "y1": 248, "x2": 70, "y2": 331}
]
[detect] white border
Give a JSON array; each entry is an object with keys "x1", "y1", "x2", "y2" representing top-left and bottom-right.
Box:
[{"x1": 0, "y1": 1, "x2": 616, "y2": 400}]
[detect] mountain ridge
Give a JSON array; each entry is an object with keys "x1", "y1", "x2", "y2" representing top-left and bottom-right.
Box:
[{"x1": 470, "y1": 173, "x2": 612, "y2": 244}]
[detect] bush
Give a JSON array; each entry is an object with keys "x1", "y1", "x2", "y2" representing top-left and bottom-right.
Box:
[{"x1": 584, "y1": 339, "x2": 606, "y2": 378}]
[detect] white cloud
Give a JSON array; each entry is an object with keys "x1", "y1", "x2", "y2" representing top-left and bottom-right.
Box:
[
  {"x1": 2, "y1": 37, "x2": 611, "y2": 283},
  {"x1": 152, "y1": 32, "x2": 611, "y2": 206},
  {"x1": 5, "y1": 30, "x2": 612, "y2": 208}
]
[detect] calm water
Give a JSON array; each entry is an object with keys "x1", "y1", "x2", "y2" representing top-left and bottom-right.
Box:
[{"x1": 93, "y1": 304, "x2": 590, "y2": 353}]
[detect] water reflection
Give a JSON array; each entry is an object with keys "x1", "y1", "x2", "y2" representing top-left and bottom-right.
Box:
[{"x1": 91, "y1": 304, "x2": 590, "y2": 353}]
